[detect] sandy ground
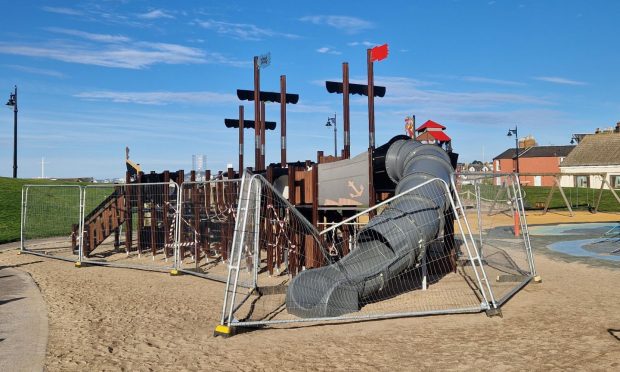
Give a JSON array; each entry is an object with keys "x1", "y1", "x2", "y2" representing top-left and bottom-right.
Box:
[
  {"x1": 1, "y1": 235, "x2": 619, "y2": 371},
  {"x1": 3, "y1": 210, "x2": 619, "y2": 370}
]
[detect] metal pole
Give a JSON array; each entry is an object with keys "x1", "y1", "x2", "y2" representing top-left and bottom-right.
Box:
[
  {"x1": 280, "y1": 75, "x2": 287, "y2": 167},
  {"x1": 12, "y1": 86, "x2": 18, "y2": 178},
  {"x1": 239, "y1": 105, "x2": 244, "y2": 173},
  {"x1": 333, "y1": 113, "x2": 337, "y2": 157},
  {"x1": 514, "y1": 126, "x2": 519, "y2": 174}
]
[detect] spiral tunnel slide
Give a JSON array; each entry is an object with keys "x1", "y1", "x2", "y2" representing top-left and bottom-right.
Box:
[{"x1": 285, "y1": 139, "x2": 454, "y2": 318}]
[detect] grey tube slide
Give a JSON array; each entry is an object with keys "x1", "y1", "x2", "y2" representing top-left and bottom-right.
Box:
[{"x1": 285, "y1": 139, "x2": 454, "y2": 318}]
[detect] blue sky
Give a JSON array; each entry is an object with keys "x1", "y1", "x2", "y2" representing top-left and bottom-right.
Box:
[{"x1": 0, "y1": 1, "x2": 619, "y2": 178}]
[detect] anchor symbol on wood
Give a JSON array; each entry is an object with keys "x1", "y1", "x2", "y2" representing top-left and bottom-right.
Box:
[{"x1": 348, "y1": 180, "x2": 364, "y2": 198}]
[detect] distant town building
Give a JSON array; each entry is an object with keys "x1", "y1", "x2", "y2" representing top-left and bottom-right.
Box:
[
  {"x1": 560, "y1": 125, "x2": 620, "y2": 190},
  {"x1": 493, "y1": 145, "x2": 575, "y2": 186}
]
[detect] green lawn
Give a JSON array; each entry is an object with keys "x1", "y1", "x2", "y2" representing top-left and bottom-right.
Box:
[
  {"x1": 0, "y1": 177, "x2": 107, "y2": 244},
  {"x1": 460, "y1": 183, "x2": 620, "y2": 212}
]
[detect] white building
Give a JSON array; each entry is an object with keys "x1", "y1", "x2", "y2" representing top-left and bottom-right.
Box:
[{"x1": 560, "y1": 130, "x2": 620, "y2": 190}]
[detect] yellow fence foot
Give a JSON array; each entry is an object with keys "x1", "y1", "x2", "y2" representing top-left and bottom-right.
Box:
[{"x1": 213, "y1": 325, "x2": 233, "y2": 338}]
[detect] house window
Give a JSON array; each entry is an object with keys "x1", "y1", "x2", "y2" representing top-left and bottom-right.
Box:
[
  {"x1": 611, "y1": 175, "x2": 620, "y2": 189},
  {"x1": 495, "y1": 160, "x2": 500, "y2": 171},
  {"x1": 575, "y1": 175, "x2": 589, "y2": 188},
  {"x1": 559, "y1": 157, "x2": 565, "y2": 164}
]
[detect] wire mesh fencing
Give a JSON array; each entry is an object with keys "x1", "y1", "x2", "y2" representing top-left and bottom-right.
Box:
[
  {"x1": 220, "y1": 173, "x2": 497, "y2": 329},
  {"x1": 80, "y1": 183, "x2": 179, "y2": 271},
  {"x1": 20, "y1": 185, "x2": 83, "y2": 262},
  {"x1": 457, "y1": 173, "x2": 535, "y2": 306},
  {"x1": 176, "y1": 179, "x2": 242, "y2": 281},
  {"x1": 220, "y1": 173, "x2": 328, "y2": 328}
]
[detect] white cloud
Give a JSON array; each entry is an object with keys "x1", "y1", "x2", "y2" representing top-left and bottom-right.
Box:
[
  {"x1": 197, "y1": 19, "x2": 299, "y2": 40},
  {"x1": 138, "y1": 9, "x2": 175, "y2": 20},
  {"x1": 300, "y1": 15, "x2": 373, "y2": 34},
  {"x1": 316, "y1": 47, "x2": 341, "y2": 55},
  {"x1": 47, "y1": 27, "x2": 130, "y2": 43},
  {"x1": 347, "y1": 41, "x2": 377, "y2": 47},
  {"x1": 74, "y1": 90, "x2": 239, "y2": 105},
  {"x1": 4, "y1": 64, "x2": 64, "y2": 78},
  {"x1": 351, "y1": 75, "x2": 550, "y2": 108},
  {"x1": 462, "y1": 76, "x2": 526, "y2": 86},
  {"x1": 41, "y1": 6, "x2": 83, "y2": 16},
  {"x1": 0, "y1": 28, "x2": 247, "y2": 69},
  {"x1": 533, "y1": 76, "x2": 587, "y2": 86}
]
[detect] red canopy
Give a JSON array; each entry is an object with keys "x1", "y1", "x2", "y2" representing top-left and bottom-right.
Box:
[
  {"x1": 416, "y1": 131, "x2": 451, "y2": 142},
  {"x1": 416, "y1": 120, "x2": 446, "y2": 131}
]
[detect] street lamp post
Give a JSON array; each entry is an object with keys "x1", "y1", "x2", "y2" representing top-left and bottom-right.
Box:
[
  {"x1": 6, "y1": 85, "x2": 17, "y2": 178},
  {"x1": 506, "y1": 126, "x2": 519, "y2": 173},
  {"x1": 326, "y1": 113, "x2": 337, "y2": 157}
]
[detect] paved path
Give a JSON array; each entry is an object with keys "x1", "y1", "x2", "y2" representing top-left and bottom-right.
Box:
[{"x1": 0, "y1": 261, "x2": 48, "y2": 372}]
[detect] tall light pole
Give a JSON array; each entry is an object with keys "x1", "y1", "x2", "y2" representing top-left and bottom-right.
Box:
[
  {"x1": 506, "y1": 126, "x2": 519, "y2": 173},
  {"x1": 6, "y1": 85, "x2": 17, "y2": 178},
  {"x1": 326, "y1": 113, "x2": 337, "y2": 157}
]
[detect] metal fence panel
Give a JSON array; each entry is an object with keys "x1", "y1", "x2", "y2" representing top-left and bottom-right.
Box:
[
  {"x1": 220, "y1": 173, "x2": 497, "y2": 329},
  {"x1": 80, "y1": 182, "x2": 179, "y2": 271},
  {"x1": 21, "y1": 185, "x2": 83, "y2": 262},
  {"x1": 457, "y1": 173, "x2": 535, "y2": 307}
]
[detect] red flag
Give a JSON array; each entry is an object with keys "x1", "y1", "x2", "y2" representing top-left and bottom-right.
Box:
[{"x1": 370, "y1": 44, "x2": 388, "y2": 62}]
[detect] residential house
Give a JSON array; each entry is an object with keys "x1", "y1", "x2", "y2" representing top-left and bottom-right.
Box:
[
  {"x1": 493, "y1": 145, "x2": 575, "y2": 186},
  {"x1": 560, "y1": 126, "x2": 620, "y2": 190}
]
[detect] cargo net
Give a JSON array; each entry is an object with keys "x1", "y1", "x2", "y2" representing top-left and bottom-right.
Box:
[
  {"x1": 21, "y1": 185, "x2": 82, "y2": 261},
  {"x1": 80, "y1": 183, "x2": 179, "y2": 271},
  {"x1": 221, "y1": 173, "x2": 498, "y2": 329},
  {"x1": 176, "y1": 179, "x2": 242, "y2": 281},
  {"x1": 457, "y1": 173, "x2": 535, "y2": 306}
]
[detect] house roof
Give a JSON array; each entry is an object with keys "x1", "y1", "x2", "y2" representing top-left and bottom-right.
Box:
[
  {"x1": 561, "y1": 133, "x2": 620, "y2": 167},
  {"x1": 493, "y1": 145, "x2": 575, "y2": 160},
  {"x1": 416, "y1": 120, "x2": 446, "y2": 131},
  {"x1": 416, "y1": 130, "x2": 451, "y2": 142}
]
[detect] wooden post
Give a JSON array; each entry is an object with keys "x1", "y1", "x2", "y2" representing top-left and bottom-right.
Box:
[
  {"x1": 191, "y1": 171, "x2": 201, "y2": 264},
  {"x1": 367, "y1": 49, "x2": 375, "y2": 149},
  {"x1": 288, "y1": 165, "x2": 297, "y2": 273},
  {"x1": 254, "y1": 56, "x2": 261, "y2": 171},
  {"x1": 205, "y1": 170, "x2": 212, "y2": 257},
  {"x1": 266, "y1": 166, "x2": 275, "y2": 275},
  {"x1": 260, "y1": 101, "x2": 266, "y2": 170},
  {"x1": 136, "y1": 171, "x2": 144, "y2": 255},
  {"x1": 280, "y1": 75, "x2": 287, "y2": 167},
  {"x1": 368, "y1": 148, "x2": 376, "y2": 216},
  {"x1": 308, "y1": 166, "x2": 319, "y2": 268},
  {"x1": 177, "y1": 170, "x2": 185, "y2": 259},
  {"x1": 150, "y1": 202, "x2": 157, "y2": 256},
  {"x1": 124, "y1": 172, "x2": 133, "y2": 253},
  {"x1": 343, "y1": 62, "x2": 350, "y2": 159},
  {"x1": 554, "y1": 176, "x2": 574, "y2": 216},
  {"x1": 341, "y1": 222, "x2": 350, "y2": 256},
  {"x1": 594, "y1": 174, "x2": 606, "y2": 213},
  {"x1": 239, "y1": 105, "x2": 244, "y2": 174}
]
